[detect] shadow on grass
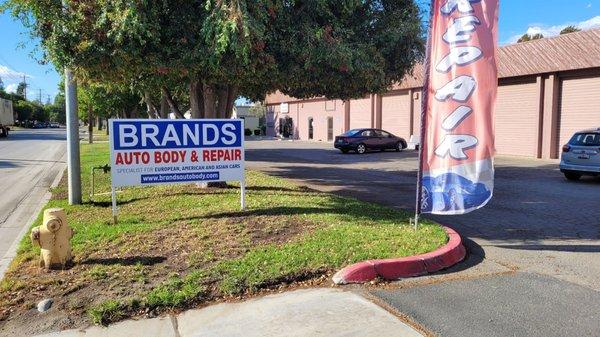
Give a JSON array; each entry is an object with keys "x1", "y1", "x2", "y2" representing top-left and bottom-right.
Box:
[
  {"x1": 87, "y1": 185, "x2": 318, "y2": 208},
  {"x1": 188, "y1": 202, "x2": 410, "y2": 225},
  {"x1": 81, "y1": 256, "x2": 166, "y2": 266},
  {"x1": 245, "y1": 185, "x2": 316, "y2": 193}
]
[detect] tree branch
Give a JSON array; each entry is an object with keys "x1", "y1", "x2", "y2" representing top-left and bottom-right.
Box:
[
  {"x1": 161, "y1": 87, "x2": 185, "y2": 119},
  {"x1": 143, "y1": 91, "x2": 160, "y2": 119}
]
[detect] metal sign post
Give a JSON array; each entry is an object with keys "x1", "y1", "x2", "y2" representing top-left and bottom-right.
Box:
[
  {"x1": 413, "y1": 0, "x2": 435, "y2": 231},
  {"x1": 111, "y1": 187, "x2": 118, "y2": 225},
  {"x1": 240, "y1": 122, "x2": 246, "y2": 211}
]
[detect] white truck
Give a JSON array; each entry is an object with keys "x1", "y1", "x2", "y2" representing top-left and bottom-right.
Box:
[{"x1": 0, "y1": 98, "x2": 14, "y2": 137}]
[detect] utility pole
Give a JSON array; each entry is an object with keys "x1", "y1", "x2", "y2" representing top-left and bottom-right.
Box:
[
  {"x1": 62, "y1": 0, "x2": 82, "y2": 205},
  {"x1": 38, "y1": 88, "x2": 42, "y2": 104},
  {"x1": 22, "y1": 74, "x2": 26, "y2": 100},
  {"x1": 65, "y1": 69, "x2": 82, "y2": 204}
]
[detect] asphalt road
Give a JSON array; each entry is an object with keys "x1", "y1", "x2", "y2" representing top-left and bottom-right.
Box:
[
  {"x1": 245, "y1": 140, "x2": 600, "y2": 337},
  {"x1": 0, "y1": 129, "x2": 66, "y2": 277}
]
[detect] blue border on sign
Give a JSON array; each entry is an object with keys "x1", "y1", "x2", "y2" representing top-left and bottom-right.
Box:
[{"x1": 112, "y1": 120, "x2": 243, "y2": 150}]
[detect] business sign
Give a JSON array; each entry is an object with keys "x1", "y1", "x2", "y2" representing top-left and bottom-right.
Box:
[
  {"x1": 280, "y1": 103, "x2": 289, "y2": 114},
  {"x1": 109, "y1": 119, "x2": 245, "y2": 188},
  {"x1": 419, "y1": 0, "x2": 499, "y2": 215}
]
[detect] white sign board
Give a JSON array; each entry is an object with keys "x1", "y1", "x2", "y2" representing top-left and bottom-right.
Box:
[
  {"x1": 108, "y1": 119, "x2": 246, "y2": 216},
  {"x1": 280, "y1": 103, "x2": 289, "y2": 114}
]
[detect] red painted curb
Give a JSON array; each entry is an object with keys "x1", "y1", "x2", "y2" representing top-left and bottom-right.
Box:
[{"x1": 332, "y1": 226, "x2": 466, "y2": 285}]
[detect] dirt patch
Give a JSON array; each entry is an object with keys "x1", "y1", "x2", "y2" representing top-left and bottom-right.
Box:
[{"x1": 0, "y1": 215, "x2": 315, "y2": 336}]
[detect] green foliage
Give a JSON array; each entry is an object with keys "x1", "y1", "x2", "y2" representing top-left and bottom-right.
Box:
[
  {"x1": 87, "y1": 266, "x2": 109, "y2": 280},
  {"x1": 145, "y1": 271, "x2": 207, "y2": 308},
  {"x1": 78, "y1": 83, "x2": 141, "y2": 121},
  {"x1": 517, "y1": 33, "x2": 544, "y2": 43},
  {"x1": 5, "y1": 0, "x2": 425, "y2": 103},
  {"x1": 560, "y1": 25, "x2": 581, "y2": 35},
  {"x1": 248, "y1": 102, "x2": 266, "y2": 118},
  {"x1": 47, "y1": 93, "x2": 66, "y2": 123},
  {"x1": 15, "y1": 81, "x2": 27, "y2": 98},
  {"x1": 88, "y1": 300, "x2": 125, "y2": 325},
  {"x1": 13, "y1": 99, "x2": 47, "y2": 122}
]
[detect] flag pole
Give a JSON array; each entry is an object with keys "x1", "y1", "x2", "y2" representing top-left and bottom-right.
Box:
[{"x1": 414, "y1": 0, "x2": 436, "y2": 230}]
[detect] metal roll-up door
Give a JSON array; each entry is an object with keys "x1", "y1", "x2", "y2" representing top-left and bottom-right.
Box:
[
  {"x1": 382, "y1": 91, "x2": 411, "y2": 139},
  {"x1": 350, "y1": 97, "x2": 372, "y2": 129},
  {"x1": 495, "y1": 80, "x2": 539, "y2": 157},
  {"x1": 557, "y1": 76, "x2": 600, "y2": 152}
]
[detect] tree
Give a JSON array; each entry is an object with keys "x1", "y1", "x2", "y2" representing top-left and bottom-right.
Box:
[
  {"x1": 13, "y1": 100, "x2": 33, "y2": 121},
  {"x1": 16, "y1": 81, "x2": 27, "y2": 98},
  {"x1": 0, "y1": 77, "x2": 4, "y2": 92},
  {"x1": 560, "y1": 26, "x2": 581, "y2": 35},
  {"x1": 248, "y1": 102, "x2": 266, "y2": 119},
  {"x1": 7, "y1": 0, "x2": 424, "y2": 118},
  {"x1": 13, "y1": 100, "x2": 46, "y2": 122},
  {"x1": 47, "y1": 94, "x2": 66, "y2": 124},
  {"x1": 517, "y1": 33, "x2": 544, "y2": 43}
]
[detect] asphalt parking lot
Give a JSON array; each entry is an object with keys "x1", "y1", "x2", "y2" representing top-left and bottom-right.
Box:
[{"x1": 245, "y1": 139, "x2": 600, "y2": 337}]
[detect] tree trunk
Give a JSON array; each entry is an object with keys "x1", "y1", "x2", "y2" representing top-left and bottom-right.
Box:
[
  {"x1": 216, "y1": 86, "x2": 229, "y2": 119},
  {"x1": 143, "y1": 91, "x2": 159, "y2": 119},
  {"x1": 130, "y1": 106, "x2": 139, "y2": 119},
  {"x1": 189, "y1": 79, "x2": 204, "y2": 119},
  {"x1": 203, "y1": 83, "x2": 216, "y2": 118},
  {"x1": 97, "y1": 116, "x2": 103, "y2": 131},
  {"x1": 161, "y1": 87, "x2": 185, "y2": 119},
  {"x1": 160, "y1": 92, "x2": 169, "y2": 118},
  {"x1": 87, "y1": 105, "x2": 93, "y2": 144},
  {"x1": 225, "y1": 85, "x2": 238, "y2": 119},
  {"x1": 105, "y1": 118, "x2": 109, "y2": 135}
]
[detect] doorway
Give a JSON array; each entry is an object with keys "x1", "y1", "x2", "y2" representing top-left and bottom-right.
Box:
[
  {"x1": 279, "y1": 117, "x2": 293, "y2": 138},
  {"x1": 327, "y1": 117, "x2": 333, "y2": 141},
  {"x1": 308, "y1": 117, "x2": 314, "y2": 140}
]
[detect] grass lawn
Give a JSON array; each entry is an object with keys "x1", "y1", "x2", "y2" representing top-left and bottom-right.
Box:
[
  {"x1": 91, "y1": 127, "x2": 109, "y2": 142},
  {"x1": 0, "y1": 143, "x2": 447, "y2": 334}
]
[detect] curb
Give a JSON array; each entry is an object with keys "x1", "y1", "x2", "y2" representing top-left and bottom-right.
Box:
[
  {"x1": 332, "y1": 226, "x2": 466, "y2": 284},
  {"x1": 0, "y1": 152, "x2": 66, "y2": 281}
]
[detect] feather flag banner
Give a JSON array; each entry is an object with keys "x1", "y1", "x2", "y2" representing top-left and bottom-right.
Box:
[{"x1": 418, "y1": 0, "x2": 499, "y2": 215}]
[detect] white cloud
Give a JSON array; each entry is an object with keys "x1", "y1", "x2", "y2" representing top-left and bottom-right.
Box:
[
  {"x1": 0, "y1": 65, "x2": 31, "y2": 81},
  {"x1": 0, "y1": 65, "x2": 35, "y2": 95},
  {"x1": 505, "y1": 15, "x2": 600, "y2": 44},
  {"x1": 5, "y1": 83, "x2": 18, "y2": 94}
]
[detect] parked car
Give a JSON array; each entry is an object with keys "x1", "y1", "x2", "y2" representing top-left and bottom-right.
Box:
[
  {"x1": 334, "y1": 128, "x2": 407, "y2": 154},
  {"x1": 49, "y1": 122, "x2": 61, "y2": 128},
  {"x1": 560, "y1": 128, "x2": 600, "y2": 180},
  {"x1": 0, "y1": 124, "x2": 8, "y2": 138},
  {"x1": 421, "y1": 173, "x2": 492, "y2": 213}
]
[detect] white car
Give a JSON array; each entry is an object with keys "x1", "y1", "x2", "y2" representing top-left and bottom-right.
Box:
[{"x1": 559, "y1": 128, "x2": 600, "y2": 180}]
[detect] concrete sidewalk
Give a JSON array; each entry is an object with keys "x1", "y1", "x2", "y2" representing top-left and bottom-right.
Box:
[{"x1": 35, "y1": 289, "x2": 423, "y2": 337}]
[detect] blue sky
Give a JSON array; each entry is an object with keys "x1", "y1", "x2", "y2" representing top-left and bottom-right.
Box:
[{"x1": 0, "y1": 1, "x2": 599, "y2": 102}]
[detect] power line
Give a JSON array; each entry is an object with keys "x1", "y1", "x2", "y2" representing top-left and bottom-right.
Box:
[{"x1": 0, "y1": 53, "x2": 56, "y2": 103}]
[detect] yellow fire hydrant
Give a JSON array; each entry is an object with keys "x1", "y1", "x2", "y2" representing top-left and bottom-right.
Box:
[{"x1": 30, "y1": 208, "x2": 74, "y2": 270}]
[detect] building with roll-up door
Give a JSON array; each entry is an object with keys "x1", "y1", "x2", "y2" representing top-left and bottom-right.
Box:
[{"x1": 265, "y1": 28, "x2": 600, "y2": 159}]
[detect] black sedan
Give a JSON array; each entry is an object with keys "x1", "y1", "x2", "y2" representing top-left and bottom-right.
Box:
[{"x1": 334, "y1": 128, "x2": 407, "y2": 154}]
